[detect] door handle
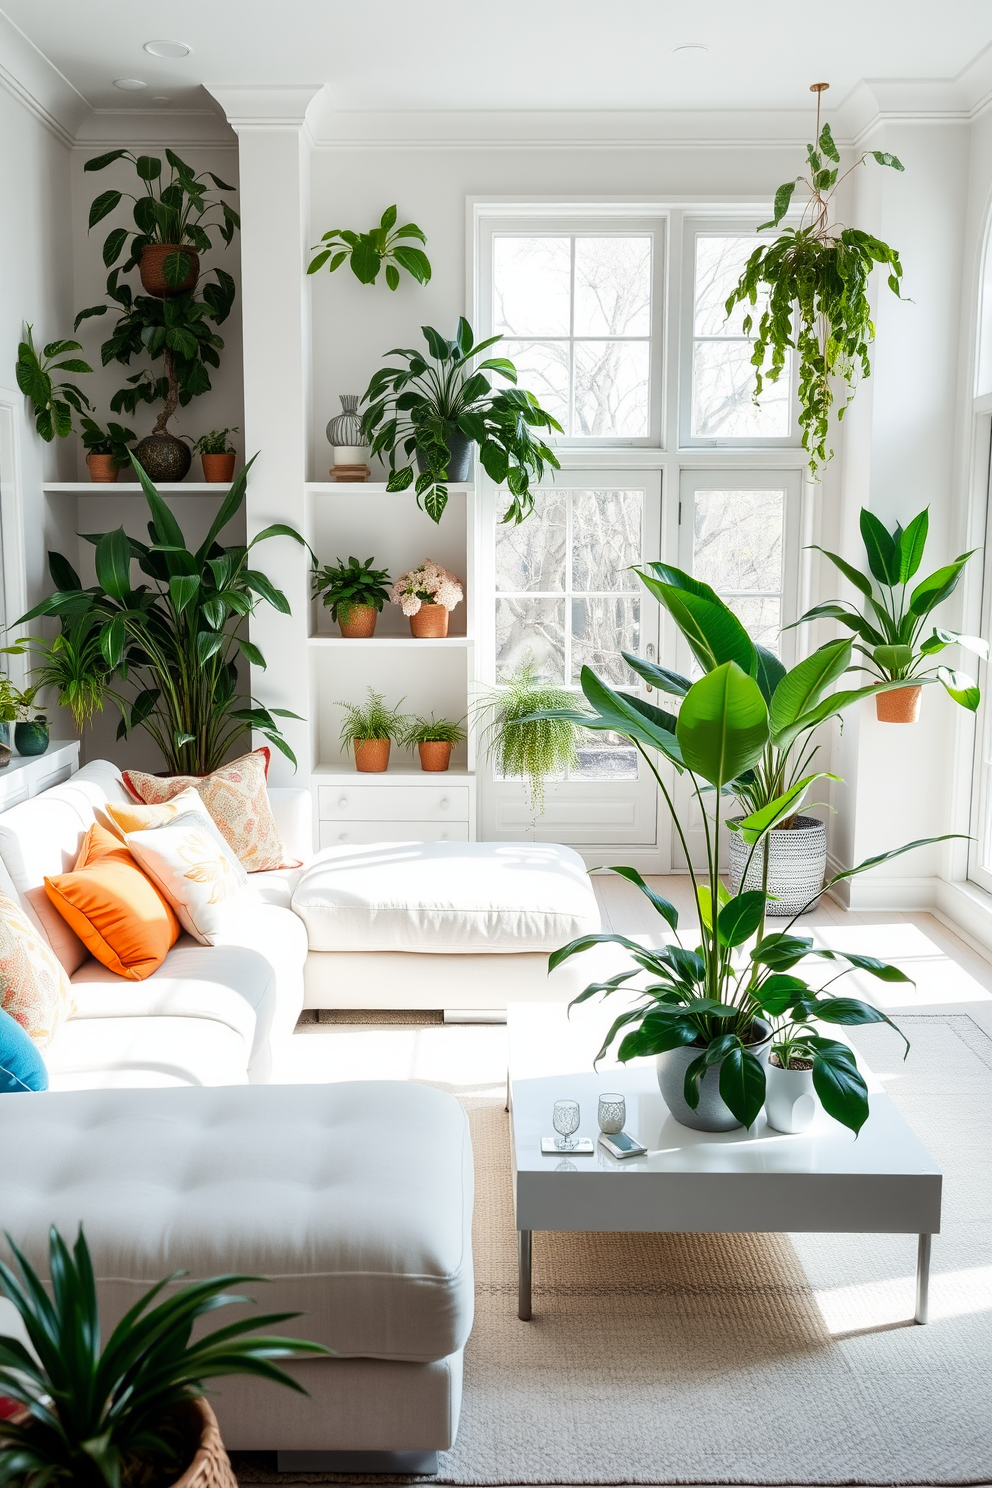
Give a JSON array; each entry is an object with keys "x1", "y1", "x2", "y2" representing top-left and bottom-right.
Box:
[{"x1": 644, "y1": 642, "x2": 656, "y2": 693}]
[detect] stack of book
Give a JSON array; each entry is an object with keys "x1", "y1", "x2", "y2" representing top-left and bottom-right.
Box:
[{"x1": 328, "y1": 464, "x2": 371, "y2": 483}]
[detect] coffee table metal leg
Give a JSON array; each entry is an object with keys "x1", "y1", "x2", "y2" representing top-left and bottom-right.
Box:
[
  {"x1": 915, "y1": 1233, "x2": 932, "y2": 1325},
  {"x1": 518, "y1": 1230, "x2": 532, "y2": 1321}
]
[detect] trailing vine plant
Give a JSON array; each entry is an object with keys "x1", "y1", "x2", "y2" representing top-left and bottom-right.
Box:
[{"x1": 725, "y1": 83, "x2": 906, "y2": 478}]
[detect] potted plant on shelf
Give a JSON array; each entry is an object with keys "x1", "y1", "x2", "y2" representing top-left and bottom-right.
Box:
[
  {"x1": 11, "y1": 687, "x2": 49, "y2": 757},
  {"x1": 313, "y1": 555, "x2": 392, "y2": 638},
  {"x1": 401, "y1": 714, "x2": 467, "y2": 772},
  {"x1": 543, "y1": 657, "x2": 957, "y2": 1134},
  {"x1": 337, "y1": 688, "x2": 408, "y2": 773},
  {"x1": 79, "y1": 415, "x2": 137, "y2": 482},
  {"x1": 84, "y1": 147, "x2": 239, "y2": 298},
  {"x1": 361, "y1": 317, "x2": 562, "y2": 524},
  {"x1": 0, "y1": 1224, "x2": 327, "y2": 1488},
  {"x1": 192, "y1": 428, "x2": 238, "y2": 483},
  {"x1": 0, "y1": 676, "x2": 18, "y2": 768},
  {"x1": 18, "y1": 455, "x2": 308, "y2": 774},
  {"x1": 308, "y1": 205, "x2": 432, "y2": 290},
  {"x1": 792, "y1": 506, "x2": 986, "y2": 723},
  {"x1": 391, "y1": 560, "x2": 463, "y2": 638},
  {"x1": 475, "y1": 661, "x2": 580, "y2": 814},
  {"x1": 630, "y1": 562, "x2": 904, "y2": 913},
  {"x1": 15, "y1": 325, "x2": 93, "y2": 443},
  {"x1": 3, "y1": 623, "x2": 115, "y2": 739},
  {"x1": 724, "y1": 82, "x2": 905, "y2": 478}
]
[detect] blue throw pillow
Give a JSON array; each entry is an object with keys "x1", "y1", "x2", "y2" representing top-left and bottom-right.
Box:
[{"x1": 0, "y1": 1006, "x2": 48, "y2": 1092}]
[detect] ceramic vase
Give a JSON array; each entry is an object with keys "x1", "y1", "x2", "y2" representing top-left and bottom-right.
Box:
[
  {"x1": 133, "y1": 434, "x2": 192, "y2": 482},
  {"x1": 656, "y1": 1021, "x2": 771, "y2": 1132},
  {"x1": 14, "y1": 720, "x2": 48, "y2": 757},
  {"x1": 727, "y1": 815, "x2": 826, "y2": 917},
  {"x1": 765, "y1": 1061, "x2": 817, "y2": 1134}
]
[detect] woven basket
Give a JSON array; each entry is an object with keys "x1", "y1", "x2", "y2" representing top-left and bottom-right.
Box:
[{"x1": 727, "y1": 814, "x2": 826, "y2": 917}]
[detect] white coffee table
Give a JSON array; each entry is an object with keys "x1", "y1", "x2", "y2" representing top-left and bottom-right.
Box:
[{"x1": 508, "y1": 1000, "x2": 942, "y2": 1325}]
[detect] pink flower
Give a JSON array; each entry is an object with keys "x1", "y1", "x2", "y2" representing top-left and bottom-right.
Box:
[{"x1": 391, "y1": 559, "x2": 463, "y2": 612}]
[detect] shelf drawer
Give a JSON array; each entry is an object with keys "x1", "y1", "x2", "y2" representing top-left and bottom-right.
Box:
[
  {"x1": 318, "y1": 784, "x2": 470, "y2": 822},
  {"x1": 318, "y1": 820, "x2": 470, "y2": 848}
]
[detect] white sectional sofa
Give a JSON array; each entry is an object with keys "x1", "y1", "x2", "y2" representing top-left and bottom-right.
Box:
[{"x1": 0, "y1": 759, "x2": 311, "y2": 1089}]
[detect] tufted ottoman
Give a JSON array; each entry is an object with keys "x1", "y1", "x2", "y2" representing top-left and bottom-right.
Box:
[
  {"x1": 293, "y1": 840, "x2": 605, "y2": 1016},
  {"x1": 0, "y1": 1079, "x2": 474, "y2": 1470}
]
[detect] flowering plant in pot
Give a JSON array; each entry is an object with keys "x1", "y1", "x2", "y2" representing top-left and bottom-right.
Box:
[
  {"x1": 629, "y1": 562, "x2": 905, "y2": 913},
  {"x1": 532, "y1": 640, "x2": 959, "y2": 1130},
  {"x1": 192, "y1": 428, "x2": 238, "y2": 483},
  {"x1": 401, "y1": 714, "x2": 466, "y2": 772},
  {"x1": 0, "y1": 1224, "x2": 327, "y2": 1488},
  {"x1": 313, "y1": 555, "x2": 392, "y2": 638},
  {"x1": 337, "y1": 688, "x2": 408, "y2": 773},
  {"x1": 391, "y1": 560, "x2": 463, "y2": 638},
  {"x1": 791, "y1": 506, "x2": 986, "y2": 723},
  {"x1": 361, "y1": 317, "x2": 561, "y2": 524}
]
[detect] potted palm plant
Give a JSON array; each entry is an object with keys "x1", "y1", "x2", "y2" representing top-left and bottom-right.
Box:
[
  {"x1": 18, "y1": 455, "x2": 307, "y2": 774},
  {"x1": 401, "y1": 714, "x2": 467, "y2": 772},
  {"x1": 0, "y1": 1224, "x2": 327, "y2": 1488},
  {"x1": 543, "y1": 654, "x2": 957, "y2": 1133},
  {"x1": 792, "y1": 506, "x2": 986, "y2": 723},
  {"x1": 629, "y1": 562, "x2": 904, "y2": 913},
  {"x1": 361, "y1": 317, "x2": 562, "y2": 524},
  {"x1": 337, "y1": 688, "x2": 408, "y2": 773},
  {"x1": 314, "y1": 555, "x2": 392, "y2": 638},
  {"x1": 475, "y1": 662, "x2": 580, "y2": 814}
]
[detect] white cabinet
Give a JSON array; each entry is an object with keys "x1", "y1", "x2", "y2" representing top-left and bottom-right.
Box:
[
  {"x1": 313, "y1": 768, "x2": 476, "y2": 847},
  {"x1": 0, "y1": 741, "x2": 80, "y2": 813}
]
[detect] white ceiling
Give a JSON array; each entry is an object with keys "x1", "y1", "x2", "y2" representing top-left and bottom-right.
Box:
[{"x1": 2, "y1": 0, "x2": 991, "y2": 117}]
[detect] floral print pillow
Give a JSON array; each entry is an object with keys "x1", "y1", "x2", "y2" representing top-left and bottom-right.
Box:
[
  {"x1": 124, "y1": 812, "x2": 254, "y2": 946},
  {"x1": 0, "y1": 890, "x2": 73, "y2": 1049}
]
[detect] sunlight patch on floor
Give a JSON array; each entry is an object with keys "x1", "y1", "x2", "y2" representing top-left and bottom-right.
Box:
[
  {"x1": 809, "y1": 921, "x2": 992, "y2": 1007},
  {"x1": 815, "y1": 1263, "x2": 992, "y2": 1333},
  {"x1": 274, "y1": 1022, "x2": 508, "y2": 1088}
]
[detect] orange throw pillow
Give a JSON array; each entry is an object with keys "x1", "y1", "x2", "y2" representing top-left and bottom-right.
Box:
[
  {"x1": 44, "y1": 824, "x2": 180, "y2": 982},
  {"x1": 121, "y1": 748, "x2": 297, "y2": 873}
]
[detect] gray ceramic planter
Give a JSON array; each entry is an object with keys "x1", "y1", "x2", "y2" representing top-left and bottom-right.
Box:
[{"x1": 656, "y1": 1020, "x2": 771, "y2": 1132}]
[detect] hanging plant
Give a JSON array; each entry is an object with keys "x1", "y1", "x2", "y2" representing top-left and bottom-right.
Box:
[
  {"x1": 308, "y1": 206, "x2": 431, "y2": 290},
  {"x1": 725, "y1": 83, "x2": 906, "y2": 478}
]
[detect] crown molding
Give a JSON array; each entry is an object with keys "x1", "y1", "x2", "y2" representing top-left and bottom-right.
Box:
[
  {"x1": 73, "y1": 106, "x2": 237, "y2": 148},
  {"x1": 0, "y1": 8, "x2": 89, "y2": 146},
  {"x1": 206, "y1": 83, "x2": 324, "y2": 131}
]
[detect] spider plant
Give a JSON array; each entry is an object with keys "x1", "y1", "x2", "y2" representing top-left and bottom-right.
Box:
[{"x1": 475, "y1": 662, "x2": 579, "y2": 813}]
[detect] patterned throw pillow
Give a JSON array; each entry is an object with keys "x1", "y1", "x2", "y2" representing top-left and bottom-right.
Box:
[
  {"x1": 125, "y1": 811, "x2": 255, "y2": 946},
  {"x1": 121, "y1": 749, "x2": 296, "y2": 873},
  {"x1": 0, "y1": 891, "x2": 73, "y2": 1049},
  {"x1": 105, "y1": 785, "x2": 205, "y2": 838}
]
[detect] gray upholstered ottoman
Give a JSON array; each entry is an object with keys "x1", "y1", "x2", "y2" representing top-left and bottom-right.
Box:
[{"x1": 0, "y1": 1080, "x2": 474, "y2": 1470}]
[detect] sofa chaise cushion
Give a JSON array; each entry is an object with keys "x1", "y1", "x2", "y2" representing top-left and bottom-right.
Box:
[{"x1": 292, "y1": 840, "x2": 600, "y2": 953}]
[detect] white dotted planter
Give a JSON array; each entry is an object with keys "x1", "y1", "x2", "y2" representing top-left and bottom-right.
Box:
[{"x1": 727, "y1": 814, "x2": 826, "y2": 918}]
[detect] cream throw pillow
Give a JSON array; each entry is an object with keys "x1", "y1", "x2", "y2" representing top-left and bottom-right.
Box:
[
  {"x1": 125, "y1": 811, "x2": 255, "y2": 946},
  {"x1": 0, "y1": 890, "x2": 73, "y2": 1049},
  {"x1": 105, "y1": 786, "x2": 205, "y2": 838}
]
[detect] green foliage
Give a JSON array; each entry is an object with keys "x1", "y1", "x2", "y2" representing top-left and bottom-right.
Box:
[
  {"x1": 15, "y1": 326, "x2": 93, "y2": 442},
  {"x1": 475, "y1": 662, "x2": 579, "y2": 813},
  {"x1": 312, "y1": 555, "x2": 392, "y2": 623},
  {"x1": 308, "y1": 205, "x2": 431, "y2": 291},
  {"x1": 361, "y1": 317, "x2": 562, "y2": 524},
  {"x1": 0, "y1": 1224, "x2": 327, "y2": 1488},
  {"x1": 724, "y1": 113, "x2": 905, "y2": 478},
  {"x1": 192, "y1": 427, "x2": 238, "y2": 455},
  {"x1": 3, "y1": 625, "x2": 114, "y2": 732},
  {"x1": 792, "y1": 507, "x2": 986, "y2": 711},
  {"x1": 336, "y1": 688, "x2": 408, "y2": 745},
  {"x1": 84, "y1": 148, "x2": 239, "y2": 286},
  {"x1": 541, "y1": 567, "x2": 964, "y2": 1133},
  {"x1": 17, "y1": 457, "x2": 308, "y2": 774},
  {"x1": 401, "y1": 713, "x2": 467, "y2": 746},
  {"x1": 79, "y1": 416, "x2": 136, "y2": 468}
]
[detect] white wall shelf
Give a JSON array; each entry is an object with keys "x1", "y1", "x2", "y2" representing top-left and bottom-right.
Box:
[
  {"x1": 0, "y1": 740, "x2": 79, "y2": 812},
  {"x1": 313, "y1": 765, "x2": 475, "y2": 780},
  {"x1": 306, "y1": 482, "x2": 474, "y2": 496},
  {"x1": 308, "y1": 635, "x2": 473, "y2": 649},
  {"x1": 43, "y1": 483, "x2": 233, "y2": 495}
]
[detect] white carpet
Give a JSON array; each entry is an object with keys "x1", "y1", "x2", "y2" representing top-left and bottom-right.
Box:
[{"x1": 235, "y1": 1012, "x2": 992, "y2": 1485}]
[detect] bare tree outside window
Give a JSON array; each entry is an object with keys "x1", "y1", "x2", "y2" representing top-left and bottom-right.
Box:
[{"x1": 693, "y1": 489, "x2": 786, "y2": 653}]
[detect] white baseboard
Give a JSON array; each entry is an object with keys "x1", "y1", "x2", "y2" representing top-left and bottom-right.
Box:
[{"x1": 824, "y1": 852, "x2": 939, "y2": 911}]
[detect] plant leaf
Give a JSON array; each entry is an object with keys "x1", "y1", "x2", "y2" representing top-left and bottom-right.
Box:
[{"x1": 675, "y1": 663, "x2": 769, "y2": 790}]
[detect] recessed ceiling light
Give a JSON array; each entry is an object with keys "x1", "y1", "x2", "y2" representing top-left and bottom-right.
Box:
[
  {"x1": 673, "y1": 42, "x2": 709, "y2": 53},
  {"x1": 113, "y1": 78, "x2": 147, "y2": 90},
  {"x1": 143, "y1": 39, "x2": 190, "y2": 58}
]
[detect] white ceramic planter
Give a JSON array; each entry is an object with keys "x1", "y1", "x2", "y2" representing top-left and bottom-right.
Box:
[
  {"x1": 765, "y1": 1062, "x2": 817, "y2": 1133},
  {"x1": 656, "y1": 1020, "x2": 771, "y2": 1132},
  {"x1": 727, "y1": 814, "x2": 826, "y2": 917}
]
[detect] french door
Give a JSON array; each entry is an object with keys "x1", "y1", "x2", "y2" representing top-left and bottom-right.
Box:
[{"x1": 479, "y1": 470, "x2": 662, "y2": 855}]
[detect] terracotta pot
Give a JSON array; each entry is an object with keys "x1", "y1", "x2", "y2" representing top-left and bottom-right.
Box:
[
  {"x1": 140, "y1": 243, "x2": 200, "y2": 297},
  {"x1": 419, "y1": 740, "x2": 452, "y2": 772},
  {"x1": 86, "y1": 452, "x2": 119, "y2": 483},
  {"x1": 201, "y1": 452, "x2": 235, "y2": 483},
  {"x1": 354, "y1": 738, "x2": 390, "y2": 772},
  {"x1": 876, "y1": 685, "x2": 922, "y2": 723},
  {"x1": 5, "y1": 1399, "x2": 235, "y2": 1488},
  {"x1": 338, "y1": 605, "x2": 378, "y2": 639},
  {"x1": 409, "y1": 604, "x2": 449, "y2": 639}
]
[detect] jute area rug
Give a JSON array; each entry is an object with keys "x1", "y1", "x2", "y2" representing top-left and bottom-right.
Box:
[{"x1": 234, "y1": 1015, "x2": 992, "y2": 1485}]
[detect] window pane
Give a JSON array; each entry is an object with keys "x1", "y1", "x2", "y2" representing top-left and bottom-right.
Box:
[
  {"x1": 693, "y1": 490, "x2": 784, "y2": 594},
  {"x1": 499, "y1": 339, "x2": 569, "y2": 431},
  {"x1": 574, "y1": 236, "x2": 652, "y2": 336},
  {"x1": 572, "y1": 733, "x2": 638, "y2": 780},
  {"x1": 571, "y1": 596, "x2": 640, "y2": 684},
  {"x1": 571, "y1": 488, "x2": 642, "y2": 591},
  {"x1": 726, "y1": 596, "x2": 782, "y2": 653},
  {"x1": 691, "y1": 340, "x2": 791, "y2": 439},
  {"x1": 573, "y1": 340, "x2": 650, "y2": 437},
  {"x1": 694, "y1": 234, "x2": 769, "y2": 337},
  {"x1": 496, "y1": 490, "x2": 566, "y2": 592},
  {"x1": 496, "y1": 597, "x2": 565, "y2": 682},
  {"x1": 493, "y1": 236, "x2": 570, "y2": 336}
]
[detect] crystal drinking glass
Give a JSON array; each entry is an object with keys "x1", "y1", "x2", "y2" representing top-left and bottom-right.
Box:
[
  {"x1": 598, "y1": 1092, "x2": 626, "y2": 1135},
  {"x1": 552, "y1": 1099, "x2": 580, "y2": 1150}
]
